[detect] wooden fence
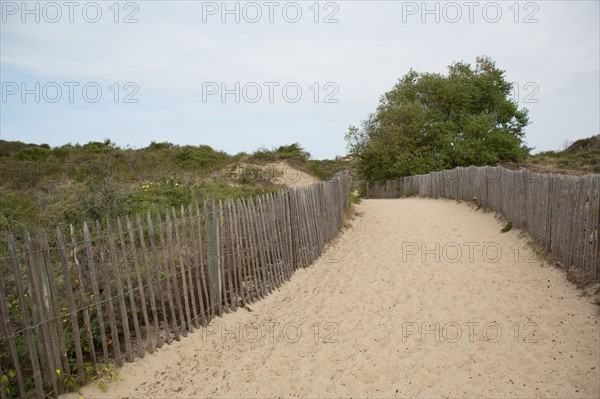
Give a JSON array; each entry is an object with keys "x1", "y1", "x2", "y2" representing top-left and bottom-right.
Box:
[
  {"x1": 0, "y1": 172, "x2": 350, "y2": 398},
  {"x1": 366, "y1": 166, "x2": 599, "y2": 278}
]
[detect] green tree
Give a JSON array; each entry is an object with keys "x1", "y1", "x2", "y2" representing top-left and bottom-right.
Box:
[{"x1": 346, "y1": 56, "x2": 531, "y2": 181}]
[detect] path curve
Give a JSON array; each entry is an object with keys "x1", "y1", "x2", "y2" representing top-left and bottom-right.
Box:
[{"x1": 69, "y1": 198, "x2": 599, "y2": 398}]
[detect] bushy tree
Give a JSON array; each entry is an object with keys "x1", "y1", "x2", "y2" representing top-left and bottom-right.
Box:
[{"x1": 346, "y1": 56, "x2": 531, "y2": 181}]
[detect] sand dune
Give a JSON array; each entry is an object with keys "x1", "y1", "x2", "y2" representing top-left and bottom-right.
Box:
[{"x1": 69, "y1": 198, "x2": 599, "y2": 398}]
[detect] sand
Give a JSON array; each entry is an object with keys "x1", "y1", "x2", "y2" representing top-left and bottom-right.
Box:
[
  {"x1": 269, "y1": 161, "x2": 320, "y2": 188},
  {"x1": 68, "y1": 198, "x2": 600, "y2": 398},
  {"x1": 216, "y1": 161, "x2": 319, "y2": 189}
]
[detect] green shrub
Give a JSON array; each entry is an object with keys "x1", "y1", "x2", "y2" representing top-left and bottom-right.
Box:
[
  {"x1": 0, "y1": 191, "x2": 38, "y2": 232},
  {"x1": 501, "y1": 221, "x2": 513, "y2": 233},
  {"x1": 81, "y1": 139, "x2": 116, "y2": 154},
  {"x1": 274, "y1": 143, "x2": 310, "y2": 161},
  {"x1": 146, "y1": 141, "x2": 174, "y2": 151},
  {"x1": 175, "y1": 145, "x2": 229, "y2": 169},
  {"x1": 250, "y1": 143, "x2": 310, "y2": 163},
  {"x1": 250, "y1": 147, "x2": 277, "y2": 161},
  {"x1": 15, "y1": 146, "x2": 51, "y2": 161}
]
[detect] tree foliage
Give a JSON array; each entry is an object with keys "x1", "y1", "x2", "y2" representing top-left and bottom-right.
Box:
[{"x1": 346, "y1": 56, "x2": 531, "y2": 181}]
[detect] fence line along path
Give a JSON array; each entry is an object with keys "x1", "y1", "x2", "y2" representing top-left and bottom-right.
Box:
[
  {"x1": 366, "y1": 165, "x2": 599, "y2": 279},
  {"x1": 0, "y1": 172, "x2": 350, "y2": 398}
]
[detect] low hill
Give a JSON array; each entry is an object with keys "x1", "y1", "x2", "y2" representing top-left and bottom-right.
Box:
[
  {"x1": 0, "y1": 140, "x2": 353, "y2": 234},
  {"x1": 502, "y1": 135, "x2": 600, "y2": 175}
]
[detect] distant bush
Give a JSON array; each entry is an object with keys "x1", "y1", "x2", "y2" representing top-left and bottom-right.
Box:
[
  {"x1": 250, "y1": 147, "x2": 277, "y2": 161},
  {"x1": 15, "y1": 145, "x2": 51, "y2": 161},
  {"x1": 0, "y1": 140, "x2": 41, "y2": 157},
  {"x1": 175, "y1": 145, "x2": 229, "y2": 169},
  {"x1": 146, "y1": 141, "x2": 174, "y2": 151},
  {"x1": 81, "y1": 139, "x2": 117, "y2": 154},
  {"x1": 250, "y1": 143, "x2": 310, "y2": 163},
  {"x1": 274, "y1": 143, "x2": 310, "y2": 161}
]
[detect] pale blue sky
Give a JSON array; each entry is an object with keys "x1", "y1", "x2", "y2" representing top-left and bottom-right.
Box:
[{"x1": 1, "y1": 0, "x2": 598, "y2": 159}]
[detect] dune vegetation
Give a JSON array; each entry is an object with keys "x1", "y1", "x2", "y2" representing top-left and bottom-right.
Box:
[{"x1": 0, "y1": 140, "x2": 352, "y2": 235}]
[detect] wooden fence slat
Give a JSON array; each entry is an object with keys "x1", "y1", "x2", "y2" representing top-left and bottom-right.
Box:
[
  {"x1": 240, "y1": 198, "x2": 262, "y2": 301},
  {"x1": 55, "y1": 228, "x2": 85, "y2": 380},
  {"x1": 39, "y1": 231, "x2": 71, "y2": 378},
  {"x1": 116, "y1": 218, "x2": 142, "y2": 359},
  {"x1": 590, "y1": 175, "x2": 600, "y2": 279},
  {"x1": 69, "y1": 224, "x2": 98, "y2": 366},
  {"x1": 126, "y1": 216, "x2": 153, "y2": 355},
  {"x1": 250, "y1": 197, "x2": 270, "y2": 296},
  {"x1": 287, "y1": 191, "x2": 299, "y2": 271},
  {"x1": 146, "y1": 212, "x2": 172, "y2": 345},
  {"x1": 189, "y1": 204, "x2": 207, "y2": 326},
  {"x1": 242, "y1": 198, "x2": 258, "y2": 301},
  {"x1": 208, "y1": 201, "x2": 224, "y2": 316},
  {"x1": 194, "y1": 202, "x2": 210, "y2": 324},
  {"x1": 285, "y1": 191, "x2": 297, "y2": 274},
  {"x1": 269, "y1": 193, "x2": 285, "y2": 286},
  {"x1": 291, "y1": 191, "x2": 302, "y2": 268},
  {"x1": 259, "y1": 196, "x2": 278, "y2": 290},
  {"x1": 582, "y1": 178, "x2": 592, "y2": 273},
  {"x1": 284, "y1": 190, "x2": 298, "y2": 276},
  {"x1": 272, "y1": 193, "x2": 287, "y2": 286},
  {"x1": 204, "y1": 201, "x2": 220, "y2": 317},
  {"x1": 135, "y1": 214, "x2": 161, "y2": 350},
  {"x1": 97, "y1": 221, "x2": 123, "y2": 366},
  {"x1": 165, "y1": 211, "x2": 186, "y2": 337},
  {"x1": 301, "y1": 190, "x2": 315, "y2": 265},
  {"x1": 302, "y1": 189, "x2": 315, "y2": 266},
  {"x1": 179, "y1": 205, "x2": 198, "y2": 331},
  {"x1": 25, "y1": 233, "x2": 60, "y2": 396},
  {"x1": 263, "y1": 194, "x2": 280, "y2": 288},
  {"x1": 236, "y1": 199, "x2": 252, "y2": 305},
  {"x1": 222, "y1": 199, "x2": 236, "y2": 311},
  {"x1": 311, "y1": 186, "x2": 323, "y2": 256},
  {"x1": 218, "y1": 201, "x2": 229, "y2": 312},
  {"x1": 302, "y1": 187, "x2": 316, "y2": 265},
  {"x1": 157, "y1": 211, "x2": 181, "y2": 341},
  {"x1": 7, "y1": 234, "x2": 44, "y2": 398},
  {"x1": 226, "y1": 199, "x2": 240, "y2": 309},
  {"x1": 83, "y1": 223, "x2": 108, "y2": 363},
  {"x1": 172, "y1": 208, "x2": 193, "y2": 332},
  {"x1": 231, "y1": 199, "x2": 244, "y2": 308},
  {"x1": 581, "y1": 178, "x2": 593, "y2": 272},
  {"x1": 0, "y1": 245, "x2": 26, "y2": 398},
  {"x1": 250, "y1": 198, "x2": 265, "y2": 300},
  {"x1": 241, "y1": 198, "x2": 258, "y2": 299},
  {"x1": 181, "y1": 206, "x2": 199, "y2": 329}
]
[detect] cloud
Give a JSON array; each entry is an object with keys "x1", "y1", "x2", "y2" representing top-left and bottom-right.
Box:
[{"x1": 1, "y1": 0, "x2": 598, "y2": 158}]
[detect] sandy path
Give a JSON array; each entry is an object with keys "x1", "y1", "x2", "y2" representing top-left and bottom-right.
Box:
[{"x1": 71, "y1": 198, "x2": 599, "y2": 398}]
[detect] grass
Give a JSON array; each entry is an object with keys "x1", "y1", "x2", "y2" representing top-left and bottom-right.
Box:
[
  {"x1": 501, "y1": 221, "x2": 513, "y2": 233},
  {"x1": 503, "y1": 135, "x2": 600, "y2": 175}
]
